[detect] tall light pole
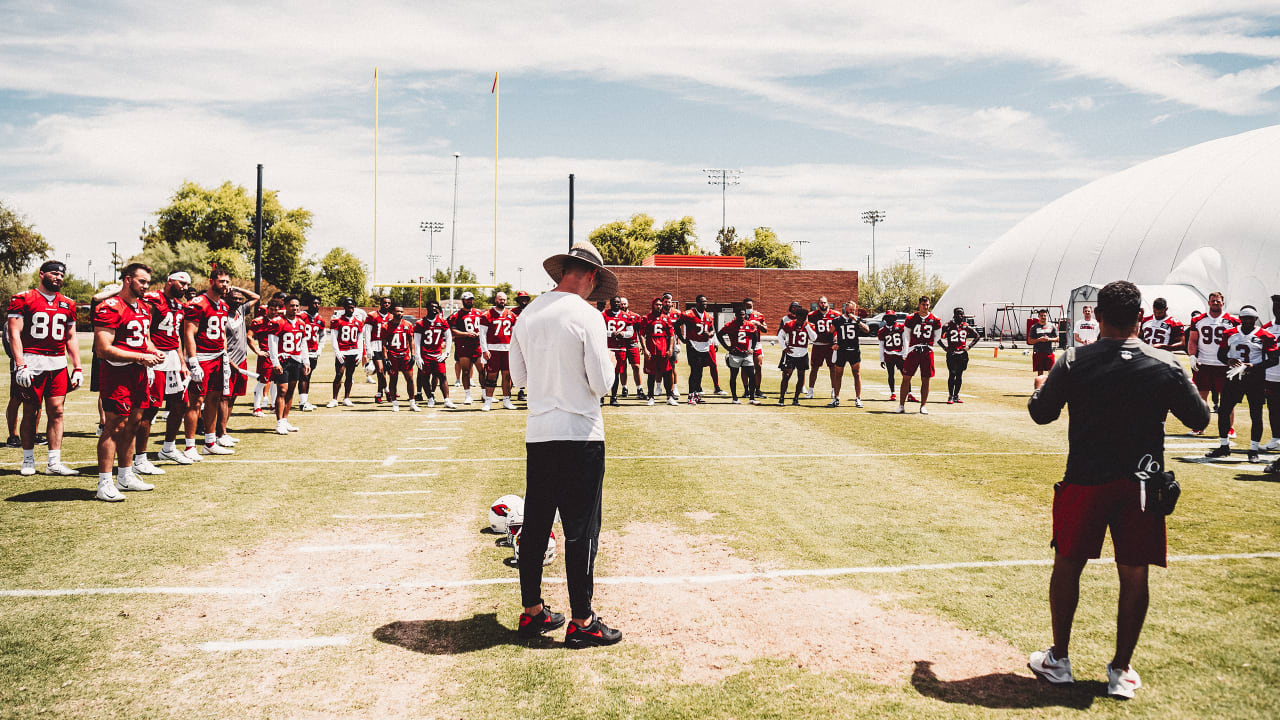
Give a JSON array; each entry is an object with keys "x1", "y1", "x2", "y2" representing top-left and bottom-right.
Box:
[
  {"x1": 703, "y1": 169, "x2": 742, "y2": 234},
  {"x1": 517, "y1": 266, "x2": 523, "y2": 289},
  {"x1": 420, "y1": 220, "x2": 444, "y2": 280},
  {"x1": 449, "y1": 152, "x2": 461, "y2": 302},
  {"x1": 915, "y1": 248, "x2": 934, "y2": 277},
  {"x1": 87, "y1": 259, "x2": 93, "y2": 288},
  {"x1": 107, "y1": 241, "x2": 118, "y2": 279},
  {"x1": 861, "y1": 210, "x2": 885, "y2": 275},
  {"x1": 792, "y1": 240, "x2": 811, "y2": 269}
]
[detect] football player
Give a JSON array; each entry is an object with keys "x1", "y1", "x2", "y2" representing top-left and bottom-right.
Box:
[
  {"x1": 296, "y1": 294, "x2": 324, "y2": 411},
  {"x1": 1264, "y1": 294, "x2": 1280, "y2": 455},
  {"x1": 327, "y1": 297, "x2": 363, "y2": 407},
  {"x1": 615, "y1": 297, "x2": 643, "y2": 398},
  {"x1": 269, "y1": 295, "x2": 309, "y2": 434},
  {"x1": 413, "y1": 299, "x2": 455, "y2": 408},
  {"x1": 1139, "y1": 298, "x2": 1186, "y2": 353},
  {"x1": 1028, "y1": 308, "x2": 1059, "y2": 388},
  {"x1": 603, "y1": 296, "x2": 637, "y2": 405},
  {"x1": 364, "y1": 295, "x2": 393, "y2": 402},
  {"x1": 183, "y1": 267, "x2": 232, "y2": 459},
  {"x1": 249, "y1": 300, "x2": 281, "y2": 417},
  {"x1": 939, "y1": 307, "x2": 977, "y2": 405},
  {"x1": 681, "y1": 295, "x2": 716, "y2": 405},
  {"x1": 478, "y1": 291, "x2": 516, "y2": 410},
  {"x1": 877, "y1": 310, "x2": 905, "y2": 400},
  {"x1": 1187, "y1": 292, "x2": 1240, "y2": 436},
  {"x1": 511, "y1": 291, "x2": 533, "y2": 401},
  {"x1": 6, "y1": 260, "x2": 82, "y2": 476},
  {"x1": 743, "y1": 297, "x2": 767, "y2": 399},
  {"x1": 136, "y1": 271, "x2": 193, "y2": 470},
  {"x1": 776, "y1": 301, "x2": 818, "y2": 405},
  {"x1": 93, "y1": 263, "x2": 165, "y2": 501},
  {"x1": 381, "y1": 303, "x2": 418, "y2": 411},
  {"x1": 898, "y1": 296, "x2": 942, "y2": 414},
  {"x1": 217, "y1": 286, "x2": 259, "y2": 448},
  {"x1": 662, "y1": 293, "x2": 682, "y2": 400},
  {"x1": 717, "y1": 306, "x2": 761, "y2": 404},
  {"x1": 1204, "y1": 305, "x2": 1277, "y2": 463},
  {"x1": 641, "y1": 297, "x2": 677, "y2": 405},
  {"x1": 806, "y1": 296, "x2": 840, "y2": 399},
  {"x1": 449, "y1": 291, "x2": 484, "y2": 404},
  {"x1": 828, "y1": 301, "x2": 870, "y2": 408}
]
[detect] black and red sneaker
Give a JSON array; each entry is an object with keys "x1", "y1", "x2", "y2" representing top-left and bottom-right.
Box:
[
  {"x1": 564, "y1": 615, "x2": 622, "y2": 649},
  {"x1": 517, "y1": 605, "x2": 565, "y2": 638}
]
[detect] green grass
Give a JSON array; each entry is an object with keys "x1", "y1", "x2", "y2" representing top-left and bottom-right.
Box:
[{"x1": 0, "y1": 336, "x2": 1276, "y2": 718}]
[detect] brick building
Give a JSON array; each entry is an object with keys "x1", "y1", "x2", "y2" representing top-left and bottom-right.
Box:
[{"x1": 607, "y1": 257, "x2": 859, "y2": 328}]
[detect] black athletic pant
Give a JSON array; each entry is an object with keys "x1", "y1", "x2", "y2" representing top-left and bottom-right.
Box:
[
  {"x1": 520, "y1": 440, "x2": 605, "y2": 620},
  {"x1": 1268, "y1": 381, "x2": 1280, "y2": 439},
  {"x1": 1220, "y1": 377, "x2": 1266, "y2": 442},
  {"x1": 687, "y1": 347, "x2": 710, "y2": 396},
  {"x1": 946, "y1": 353, "x2": 969, "y2": 398}
]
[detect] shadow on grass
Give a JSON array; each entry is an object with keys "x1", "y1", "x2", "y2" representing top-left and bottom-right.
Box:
[
  {"x1": 910, "y1": 661, "x2": 1103, "y2": 709},
  {"x1": 1233, "y1": 471, "x2": 1279, "y2": 483},
  {"x1": 6, "y1": 487, "x2": 97, "y2": 502},
  {"x1": 374, "y1": 613, "x2": 558, "y2": 654}
]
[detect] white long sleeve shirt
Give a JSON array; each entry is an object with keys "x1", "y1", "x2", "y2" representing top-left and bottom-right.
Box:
[{"x1": 509, "y1": 291, "x2": 613, "y2": 442}]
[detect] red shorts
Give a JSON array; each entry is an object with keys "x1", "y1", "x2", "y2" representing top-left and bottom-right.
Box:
[
  {"x1": 612, "y1": 346, "x2": 640, "y2": 371},
  {"x1": 486, "y1": 350, "x2": 509, "y2": 373},
  {"x1": 192, "y1": 357, "x2": 225, "y2": 396},
  {"x1": 146, "y1": 369, "x2": 168, "y2": 409},
  {"x1": 645, "y1": 354, "x2": 674, "y2": 376},
  {"x1": 455, "y1": 341, "x2": 482, "y2": 360},
  {"x1": 1192, "y1": 363, "x2": 1227, "y2": 393},
  {"x1": 420, "y1": 358, "x2": 447, "y2": 375},
  {"x1": 811, "y1": 344, "x2": 834, "y2": 368},
  {"x1": 1032, "y1": 353, "x2": 1056, "y2": 373},
  {"x1": 385, "y1": 353, "x2": 414, "y2": 374},
  {"x1": 18, "y1": 367, "x2": 69, "y2": 404},
  {"x1": 99, "y1": 363, "x2": 149, "y2": 416},
  {"x1": 902, "y1": 350, "x2": 934, "y2": 378},
  {"x1": 256, "y1": 356, "x2": 274, "y2": 384},
  {"x1": 228, "y1": 362, "x2": 248, "y2": 398},
  {"x1": 1052, "y1": 478, "x2": 1166, "y2": 567}
]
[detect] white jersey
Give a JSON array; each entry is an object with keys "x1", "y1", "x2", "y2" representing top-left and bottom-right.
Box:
[
  {"x1": 1221, "y1": 326, "x2": 1278, "y2": 367},
  {"x1": 1189, "y1": 312, "x2": 1240, "y2": 366},
  {"x1": 1263, "y1": 322, "x2": 1280, "y2": 382},
  {"x1": 1139, "y1": 314, "x2": 1184, "y2": 348},
  {"x1": 1074, "y1": 318, "x2": 1099, "y2": 345}
]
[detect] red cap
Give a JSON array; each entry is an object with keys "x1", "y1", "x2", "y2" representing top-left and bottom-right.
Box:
[{"x1": 515, "y1": 290, "x2": 530, "y2": 298}]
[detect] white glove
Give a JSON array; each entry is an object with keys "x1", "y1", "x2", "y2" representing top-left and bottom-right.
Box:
[
  {"x1": 14, "y1": 366, "x2": 33, "y2": 388},
  {"x1": 187, "y1": 357, "x2": 204, "y2": 383},
  {"x1": 1226, "y1": 364, "x2": 1248, "y2": 381},
  {"x1": 1189, "y1": 357, "x2": 1199, "y2": 372},
  {"x1": 69, "y1": 368, "x2": 83, "y2": 390}
]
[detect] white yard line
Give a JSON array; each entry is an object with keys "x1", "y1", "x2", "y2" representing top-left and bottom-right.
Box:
[
  {"x1": 330, "y1": 513, "x2": 426, "y2": 520},
  {"x1": 367, "y1": 472, "x2": 438, "y2": 479},
  {"x1": 382, "y1": 455, "x2": 398, "y2": 467},
  {"x1": 199, "y1": 636, "x2": 350, "y2": 652},
  {"x1": 6, "y1": 551, "x2": 1275, "y2": 598}
]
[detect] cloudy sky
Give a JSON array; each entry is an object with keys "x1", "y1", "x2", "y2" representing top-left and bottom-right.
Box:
[{"x1": 2, "y1": 2, "x2": 1278, "y2": 291}]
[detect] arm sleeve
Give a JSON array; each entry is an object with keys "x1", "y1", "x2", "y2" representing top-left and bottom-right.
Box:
[
  {"x1": 413, "y1": 330, "x2": 422, "y2": 361},
  {"x1": 268, "y1": 333, "x2": 280, "y2": 365},
  {"x1": 776, "y1": 327, "x2": 787, "y2": 347},
  {"x1": 479, "y1": 322, "x2": 489, "y2": 353},
  {"x1": 331, "y1": 324, "x2": 342, "y2": 355},
  {"x1": 583, "y1": 310, "x2": 613, "y2": 398},
  {"x1": 1217, "y1": 340, "x2": 1230, "y2": 365},
  {"x1": 1027, "y1": 353, "x2": 1070, "y2": 424},
  {"x1": 1257, "y1": 343, "x2": 1280, "y2": 372},
  {"x1": 1167, "y1": 364, "x2": 1210, "y2": 431},
  {"x1": 509, "y1": 324, "x2": 528, "y2": 388}
]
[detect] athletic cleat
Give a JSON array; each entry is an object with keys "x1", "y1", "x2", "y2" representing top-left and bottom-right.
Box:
[
  {"x1": 1028, "y1": 647, "x2": 1073, "y2": 684},
  {"x1": 204, "y1": 443, "x2": 234, "y2": 455},
  {"x1": 954, "y1": 397, "x2": 964, "y2": 403},
  {"x1": 392, "y1": 401, "x2": 400, "y2": 412},
  {"x1": 132, "y1": 458, "x2": 165, "y2": 475},
  {"x1": 444, "y1": 399, "x2": 457, "y2": 409},
  {"x1": 158, "y1": 447, "x2": 194, "y2": 465},
  {"x1": 636, "y1": 389, "x2": 647, "y2": 400},
  {"x1": 276, "y1": 420, "x2": 290, "y2": 435},
  {"x1": 482, "y1": 400, "x2": 492, "y2": 412},
  {"x1": 920, "y1": 406, "x2": 929, "y2": 415},
  {"x1": 34, "y1": 433, "x2": 46, "y2": 445},
  {"x1": 503, "y1": 398, "x2": 516, "y2": 410},
  {"x1": 716, "y1": 389, "x2": 728, "y2": 396},
  {"x1": 410, "y1": 401, "x2": 420, "y2": 412},
  {"x1": 414, "y1": 391, "x2": 424, "y2": 402},
  {"x1": 803, "y1": 387, "x2": 814, "y2": 399},
  {"x1": 947, "y1": 398, "x2": 955, "y2": 405},
  {"x1": 1106, "y1": 663, "x2": 1141, "y2": 699},
  {"x1": 791, "y1": 398, "x2": 800, "y2": 405},
  {"x1": 889, "y1": 393, "x2": 897, "y2": 401},
  {"x1": 827, "y1": 398, "x2": 840, "y2": 408},
  {"x1": 1263, "y1": 439, "x2": 1280, "y2": 452},
  {"x1": 621, "y1": 387, "x2": 629, "y2": 397},
  {"x1": 285, "y1": 421, "x2": 299, "y2": 432},
  {"x1": 895, "y1": 405, "x2": 906, "y2": 414},
  {"x1": 183, "y1": 447, "x2": 203, "y2": 463},
  {"x1": 1204, "y1": 445, "x2": 1231, "y2": 459},
  {"x1": 252, "y1": 407, "x2": 265, "y2": 418},
  {"x1": 1187, "y1": 429, "x2": 1203, "y2": 436},
  {"x1": 750, "y1": 398, "x2": 761, "y2": 405},
  {"x1": 375, "y1": 395, "x2": 384, "y2": 404},
  {"x1": 96, "y1": 478, "x2": 125, "y2": 502},
  {"x1": 907, "y1": 393, "x2": 918, "y2": 403},
  {"x1": 1229, "y1": 427, "x2": 1237, "y2": 439},
  {"x1": 342, "y1": 399, "x2": 354, "y2": 407},
  {"x1": 454, "y1": 380, "x2": 462, "y2": 387},
  {"x1": 301, "y1": 402, "x2": 317, "y2": 411},
  {"x1": 117, "y1": 473, "x2": 154, "y2": 491},
  {"x1": 777, "y1": 398, "x2": 785, "y2": 406},
  {"x1": 216, "y1": 435, "x2": 236, "y2": 448},
  {"x1": 609, "y1": 398, "x2": 621, "y2": 406},
  {"x1": 565, "y1": 616, "x2": 623, "y2": 649},
  {"x1": 46, "y1": 462, "x2": 79, "y2": 476},
  {"x1": 731, "y1": 398, "x2": 741, "y2": 404},
  {"x1": 427, "y1": 397, "x2": 436, "y2": 408},
  {"x1": 464, "y1": 394, "x2": 473, "y2": 405},
  {"x1": 20, "y1": 461, "x2": 36, "y2": 476},
  {"x1": 5, "y1": 434, "x2": 20, "y2": 448},
  {"x1": 854, "y1": 398, "x2": 863, "y2": 408},
  {"x1": 517, "y1": 604, "x2": 566, "y2": 639},
  {"x1": 667, "y1": 396, "x2": 679, "y2": 406},
  {"x1": 647, "y1": 398, "x2": 655, "y2": 406},
  {"x1": 1247, "y1": 450, "x2": 1260, "y2": 464},
  {"x1": 517, "y1": 389, "x2": 526, "y2": 400},
  {"x1": 688, "y1": 396, "x2": 697, "y2": 406},
  {"x1": 1265, "y1": 459, "x2": 1279, "y2": 474}
]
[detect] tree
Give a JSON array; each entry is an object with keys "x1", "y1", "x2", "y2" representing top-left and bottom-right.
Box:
[
  {"x1": 312, "y1": 247, "x2": 367, "y2": 305},
  {"x1": 716, "y1": 226, "x2": 742, "y2": 256},
  {"x1": 0, "y1": 200, "x2": 52, "y2": 275},
  {"x1": 858, "y1": 261, "x2": 949, "y2": 314},
  {"x1": 654, "y1": 216, "x2": 700, "y2": 255},
  {"x1": 262, "y1": 218, "x2": 308, "y2": 291},
  {"x1": 739, "y1": 227, "x2": 799, "y2": 269},
  {"x1": 589, "y1": 214, "x2": 656, "y2": 265}
]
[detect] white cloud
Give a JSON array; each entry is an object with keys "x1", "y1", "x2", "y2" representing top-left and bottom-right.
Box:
[{"x1": 1050, "y1": 96, "x2": 1097, "y2": 112}]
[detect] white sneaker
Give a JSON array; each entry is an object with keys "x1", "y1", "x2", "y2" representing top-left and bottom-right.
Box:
[
  {"x1": 285, "y1": 420, "x2": 299, "y2": 432},
  {"x1": 117, "y1": 473, "x2": 154, "y2": 491},
  {"x1": 1106, "y1": 662, "x2": 1141, "y2": 699},
  {"x1": 427, "y1": 397, "x2": 436, "y2": 408},
  {"x1": 301, "y1": 403, "x2": 316, "y2": 411},
  {"x1": 96, "y1": 478, "x2": 125, "y2": 502},
  {"x1": 158, "y1": 447, "x2": 194, "y2": 465},
  {"x1": 647, "y1": 398, "x2": 655, "y2": 406},
  {"x1": 920, "y1": 406, "x2": 929, "y2": 415},
  {"x1": 276, "y1": 420, "x2": 290, "y2": 435},
  {"x1": 464, "y1": 394, "x2": 473, "y2": 405},
  {"x1": 502, "y1": 398, "x2": 515, "y2": 410},
  {"x1": 20, "y1": 461, "x2": 36, "y2": 476},
  {"x1": 216, "y1": 435, "x2": 236, "y2": 448},
  {"x1": 716, "y1": 389, "x2": 729, "y2": 396},
  {"x1": 667, "y1": 396, "x2": 679, "y2": 406},
  {"x1": 454, "y1": 380, "x2": 462, "y2": 387},
  {"x1": 392, "y1": 401, "x2": 400, "y2": 412},
  {"x1": 1264, "y1": 439, "x2": 1280, "y2": 452},
  {"x1": 804, "y1": 387, "x2": 814, "y2": 399},
  {"x1": 342, "y1": 399, "x2": 354, "y2": 407},
  {"x1": 132, "y1": 458, "x2": 166, "y2": 475},
  {"x1": 1028, "y1": 647, "x2": 1073, "y2": 684},
  {"x1": 156, "y1": 410, "x2": 169, "y2": 422},
  {"x1": 410, "y1": 401, "x2": 420, "y2": 412},
  {"x1": 46, "y1": 462, "x2": 80, "y2": 476},
  {"x1": 854, "y1": 398, "x2": 863, "y2": 408},
  {"x1": 482, "y1": 399, "x2": 492, "y2": 412},
  {"x1": 326, "y1": 399, "x2": 338, "y2": 408},
  {"x1": 895, "y1": 405, "x2": 906, "y2": 414},
  {"x1": 183, "y1": 447, "x2": 203, "y2": 463},
  {"x1": 204, "y1": 443, "x2": 234, "y2": 455},
  {"x1": 673, "y1": 391, "x2": 681, "y2": 401},
  {"x1": 444, "y1": 399, "x2": 457, "y2": 409}
]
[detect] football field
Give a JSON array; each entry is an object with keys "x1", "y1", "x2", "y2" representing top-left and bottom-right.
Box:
[{"x1": 1, "y1": 337, "x2": 1277, "y2": 719}]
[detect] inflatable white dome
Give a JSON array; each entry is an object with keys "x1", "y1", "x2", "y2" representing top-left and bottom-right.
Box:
[{"x1": 940, "y1": 124, "x2": 1280, "y2": 331}]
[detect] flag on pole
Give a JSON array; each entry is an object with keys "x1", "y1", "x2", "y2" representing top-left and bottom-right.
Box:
[{"x1": 491, "y1": 72, "x2": 498, "y2": 93}]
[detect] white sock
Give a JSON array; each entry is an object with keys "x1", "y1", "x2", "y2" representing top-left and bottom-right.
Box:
[
  {"x1": 1251, "y1": 440, "x2": 1260, "y2": 450},
  {"x1": 185, "y1": 439, "x2": 196, "y2": 450},
  {"x1": 116, "y1": 466, "x2": 128, "y2": 480},
  {"x1": 134, "y1": 453, "x2": 146, "y2": 464},
  {"x1": 22, "y1": 449, "x2": 34, "y2": 464},
  {"x1": 253, "y1": 384, "x2": 264, "y2": 408},
  {"x1": 99, "y1": 472, "x2": 113, "y2": 485},
  {"x1": 47, "y1": 449, "x2": 61, "y2": 465},
  {"x1": 1221, "y1": 438, "x2": 1231, "y2": 446},
  {"x1": 269, "y1": 385, "x2": 278, "y2": 404},
  {"x1": 205, "y1": 433, "x2": 217, "y2": 446},
  {"x1": 300, "y1": 393, "x2": 308, "y2": 404},
  {"x1": 162, "y1": 441, "x2": 176, "y2": 453}
]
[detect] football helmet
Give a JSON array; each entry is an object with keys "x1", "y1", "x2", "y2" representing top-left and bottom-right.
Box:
[
  {"x1": 512, "y1": 526, "x2": 557, "y2": 566},
  {"x1": 489, "y1": 494, "x2": 524, "y2": 534}
]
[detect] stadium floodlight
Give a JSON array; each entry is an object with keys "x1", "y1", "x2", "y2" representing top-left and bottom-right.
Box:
[
  {"x1": 420, "y1": 221, "x2": 444, "y2": 279},
  {"x1": 861, "y1": 210, "x2": 885, "y2": 274},
  {"x1": 915, "y1": 248, "x2": 934, "y2": 277},
  {"x1": 703, "y1": 169, "x2": 742, "y2": 234},
  {"x1": 792, "y1": 240, "x2": 811, "y2": 268}
]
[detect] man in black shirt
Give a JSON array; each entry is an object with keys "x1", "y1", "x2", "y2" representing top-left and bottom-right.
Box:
[
  {"x1": 1028, "y1": 308, "x2": 1058, "y2": 388},
  {"x1": 939, "y1": 307, "x2": 976, "y2": 404},
  {"x1": 827, "y1": 302, "x2": 870, "y2": 408},
  {"x1": 1026, "y1": 280, "x2": 1208, "y2": 699}
]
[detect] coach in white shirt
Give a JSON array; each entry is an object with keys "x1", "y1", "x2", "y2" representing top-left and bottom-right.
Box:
[
  {"x1": 509, "y1": 240, "x2": 623, "y2": 648},
  {"x1": 1074, "y1": 306, "x2": 1100, "y2": 346}
]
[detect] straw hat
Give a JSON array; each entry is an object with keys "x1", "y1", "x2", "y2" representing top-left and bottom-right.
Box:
[{"x1": 542, "y1": 240, "x2": 618, "y2": 302}]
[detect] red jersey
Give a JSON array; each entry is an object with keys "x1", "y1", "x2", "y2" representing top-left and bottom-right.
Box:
[
  {"x1": 301, "y1": 311, "x2": 325, "y2": 354},
  {"x1": 381, "y1": 318, "x2": 414, "y2": 357},
  {"x1": 808, "y1": 309, "x2": 840, "y2": 345},
  {"x1": 778, "y1": 317, "x2": 817, "y2": 354},
  {"x1": 330, "y1": 313, "x2": 362, "y2": 353},
  {"x1": 415, "y1": 315, "x2": 450, "y2": 359},
  {"x1": 1139, "y1": 314, "x2": 1185, "y2": 350},
  {"x1": 642, "y1": 311, "x2": 675, "y2": 355},
  {"x1": 449, "y1": 308, "x2": 484, "y2": 343},
  {"x1": 878, "y1": 323, "x2": 906, "y2": 356},
  {"x1": 1221, "y1": 326, "x2": 1278, "y2": 366},
  {"x1": 903, "y1": 312, "x2": 942, "y2": 353},
  {"x1": 93, "y1": 296, "x2": 151, "y2": 362},
  {"x1": 603, "y1": 309, "x2": 638, "y2": 350},
  {"x1": 186, "y1": 293, "x2": 229, "y2": 355},
  {"x1": 141, "y1": 290, "x2": 184, "y2": 353},
  {"x1": 480, "y1": 307, "x2": 515, "y2": 350},
  {"x1": 364, "y1": 309, "x2": 390, "y2": 344},
  {"x1": 682, "y1": 309, "x2": 716, "y2": 344},
  {"x1": 1189, "y1": 312, "x2": 1240, "y2": 366},
  {"x1": 720, "y1": 318, "x2": 760, "y2": 354},
  {"x1": 7, "y1": 289, "x2": 76, "y2": 357},
  {"x1": 271, "y1": 315, "x2": 307, "y2": 362}
]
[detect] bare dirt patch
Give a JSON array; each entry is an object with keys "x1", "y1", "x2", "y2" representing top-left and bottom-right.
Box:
[
  {"x1": 683, "y1": 510, "x2": 718, "y2": 523},
  {"x1": 599, "y1": 522, "x2": 1023, "y2": 684}
]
